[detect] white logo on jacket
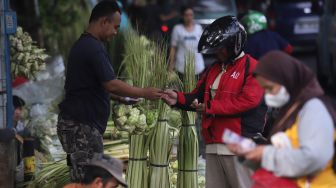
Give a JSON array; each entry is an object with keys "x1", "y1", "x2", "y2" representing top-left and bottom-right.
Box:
[{"x1": 230, "y1": 71, "x2": 240, "y2": 79}]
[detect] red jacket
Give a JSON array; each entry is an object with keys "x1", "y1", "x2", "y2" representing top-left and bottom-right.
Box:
[{"x1": 175, "y1": 54, "x2": 264, "y2": 144}]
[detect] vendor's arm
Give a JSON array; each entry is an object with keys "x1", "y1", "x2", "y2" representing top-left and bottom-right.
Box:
[
  {"x1": 91, "y1": 50, "x2": 162, "y2": 100},
  {"x1": 110, "y1": 93, "x2": 124, "y2": 102},
  {"x1": 103, "y1": 80, "x2": 162, "y2": 100},
  {"x1": 261, "y1": 98, "x2": 334, "y2": 177}
]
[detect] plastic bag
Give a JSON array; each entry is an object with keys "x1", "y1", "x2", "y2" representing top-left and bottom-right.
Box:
[
  {"x1": 13, "y1": 55, "x2": 65, "y2": 105},
  {"x1": 13, "y1": 55, "x2": 66, "y2": 161},
  {"x1": 29, "y1": 104, "x2": 49, "y2": 118}
]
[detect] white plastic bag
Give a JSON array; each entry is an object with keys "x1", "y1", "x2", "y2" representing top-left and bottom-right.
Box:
[{"x1": 13, "y1": 55, "x2": 65, "y2": 105}]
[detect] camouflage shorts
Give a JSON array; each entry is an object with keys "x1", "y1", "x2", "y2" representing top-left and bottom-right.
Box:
[{"x1": 57, "y1": 115, "x2": 103, "y2": 182}]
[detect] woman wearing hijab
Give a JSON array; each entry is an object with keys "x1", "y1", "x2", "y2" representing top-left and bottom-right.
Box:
[{"x1": 228, "y1": 50, "x2": 336, "y2": 187}]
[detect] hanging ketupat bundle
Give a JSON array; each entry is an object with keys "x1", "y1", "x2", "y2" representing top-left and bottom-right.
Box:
[
  {"x1": 177, "y1": 51, "x2": 199, "y2": 188},
  {"x1": 10, "y1": 27, "x2": 49, "y2": 79}
]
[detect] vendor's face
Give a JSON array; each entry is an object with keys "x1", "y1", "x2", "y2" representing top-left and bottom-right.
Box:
[
  {"x1": 101, "y1": 12, "x2": 121, "y2": 41},
  {"x1": 13, "y1": 107, "x2": 23, "y2": 122},
  {"x1": 256, "y1": 76, "x2": 281, "y2": 95}
]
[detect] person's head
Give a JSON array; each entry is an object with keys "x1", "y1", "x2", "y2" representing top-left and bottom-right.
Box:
[
  {"x1": 240, "y1": 10, "x2": 267, "y2": 35},
  {"x1": 198, "y1": 16, "x2": 247, "y2": 64},
  {"x1": 89, "y1": 0, "x2": 121, "y2": 41},
  {"x1": 13, "y1": 95, "x2": 25, "y2": 123},
  {"x1": 254, "y1": 74, "x2": 290, "y2": 108},
  {"x1": 81, "y1": 154, "x2": 127, "y2": 188},
  {"x1": 180, "y1": 6, "x2": 194, "y2": 25},
  {"x1": 253, "y1": 50, "x2": 323, "y2": 108}
]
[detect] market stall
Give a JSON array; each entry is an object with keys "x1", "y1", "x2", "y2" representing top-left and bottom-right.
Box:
[{"x1": 9, "y1": 26, "x2": 205, "y2": 188}]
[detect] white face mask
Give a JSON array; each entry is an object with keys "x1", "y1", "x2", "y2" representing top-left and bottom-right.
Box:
[{"x1": 264, "y1": 86, "x2": 290, "y2": 108}]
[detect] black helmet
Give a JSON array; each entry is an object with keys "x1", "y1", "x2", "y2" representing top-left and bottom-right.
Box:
[{"x1": 198, "y1": 16, "x2": 247, "y2": 59}]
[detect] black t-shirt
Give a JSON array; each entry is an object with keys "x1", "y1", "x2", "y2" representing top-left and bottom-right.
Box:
[{"x1": 59, "y1": 33, "x2": 115, "y2": 134}]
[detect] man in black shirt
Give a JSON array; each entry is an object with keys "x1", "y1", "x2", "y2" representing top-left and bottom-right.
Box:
[{"x1": 57, "y1": 0, "x2": 163, "y2": 182}]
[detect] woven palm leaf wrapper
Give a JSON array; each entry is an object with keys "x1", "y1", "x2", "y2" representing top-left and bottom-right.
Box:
[{"x1": 10, "y1": 26, "x2": 49, "y2": 80}]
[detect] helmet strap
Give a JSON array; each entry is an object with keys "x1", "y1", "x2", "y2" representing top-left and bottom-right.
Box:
[{"x1": 221, "y1": 63, "x2": 228, "y2": 72}]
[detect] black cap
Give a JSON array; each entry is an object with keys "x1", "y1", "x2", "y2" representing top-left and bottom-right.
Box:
[{"x1": 13, "y1": 95, "x2": 25, "y2": 108}]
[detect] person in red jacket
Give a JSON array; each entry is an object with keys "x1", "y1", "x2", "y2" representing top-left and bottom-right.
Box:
[{"x1": 162, "y1": 16, "x2": 265, "y2": 188}]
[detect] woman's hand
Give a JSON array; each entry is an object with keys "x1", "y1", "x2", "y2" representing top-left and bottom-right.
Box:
[
  {"x1": 244, "y1": 146, "x2": 265, "y2": 162},
  {"x1": 227, "y1": 143, "x2": 247, "y2": 155},
  {"x1": 227, "y1": 144, "x2": 265, "y2": 162}
]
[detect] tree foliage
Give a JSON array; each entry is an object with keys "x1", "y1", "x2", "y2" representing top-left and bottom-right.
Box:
[{"x1": 39, "y1": 0, "x2": 93, "y2": 58}]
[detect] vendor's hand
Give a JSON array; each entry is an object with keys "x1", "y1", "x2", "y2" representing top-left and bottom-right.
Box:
[
  {"x1": 190, "y1": 99, "x2": 205, "y2": 112},
  {"x1": 161, "y1": 89, "x2": 177, "y2": 105},
  {"x1": 244, "y1": 146, "x2": 265, "y2": 162},
  {"x1": 143, "y1": 87, "x2": 164, "y2": 100}
]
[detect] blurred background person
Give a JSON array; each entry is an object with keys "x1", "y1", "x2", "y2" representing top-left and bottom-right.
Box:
[
  {"x1": 0, "y1": 95, "x2": 28, "y2": 184},
  {"x1": 240, "y1": 10, "x2": 294, "y2": 138},
  {"x1": 240, "y1": 10, "x2": 293, "y2": 60},
  {"x1": 13, "y1": 95, "x2": 26, "y2": 134},
  {"x1": 229, "y1": 50, "x2": 336, "y2": 188},
  {"x1": 13, "y1": 95, "x2": 26, "y2": 184},
  {"x1": 168, "y1": 5, "x2": 205, "y2": 79}
]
